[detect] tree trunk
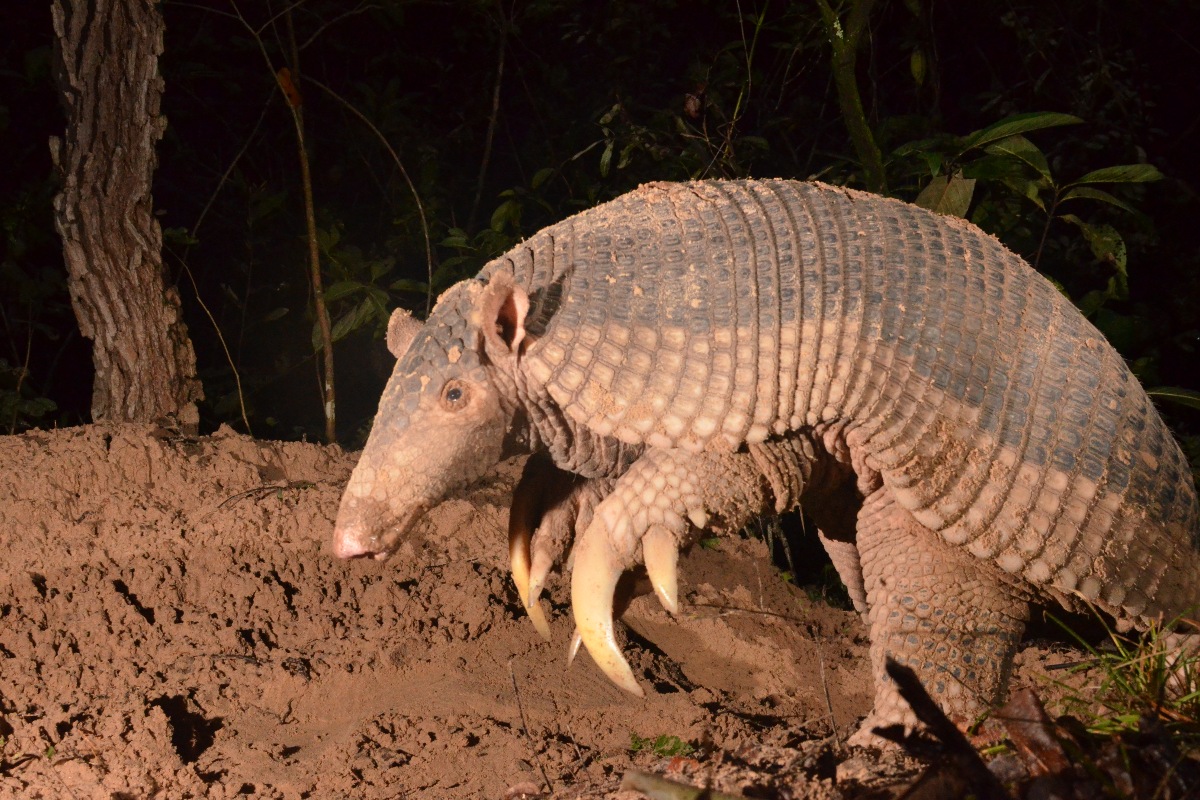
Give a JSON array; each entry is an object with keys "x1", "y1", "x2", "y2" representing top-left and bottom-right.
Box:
[{"x1": 50, "y1": 0, "x2": 201, "y2": 429}]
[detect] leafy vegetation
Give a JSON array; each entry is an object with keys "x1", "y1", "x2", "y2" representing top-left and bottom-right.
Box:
[
  {"x1": 629, "y1": 733, "x2": 696, "y2": 759},
  {"x1": 0, "y1": 1, "x2": 1195, "y2": 448},
  {"x1": 1052, "y1": 614, "x2": 1200, "y2": 744}
]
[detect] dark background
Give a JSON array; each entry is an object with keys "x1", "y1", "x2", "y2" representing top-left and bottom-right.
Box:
[{"x1": 2, "y1": 0, "x2": 1197, "y2": 454}]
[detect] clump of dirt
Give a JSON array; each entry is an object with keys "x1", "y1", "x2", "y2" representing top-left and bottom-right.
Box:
[{"x1": 0, "y1": 423, "x2": 882, "y2": 798}]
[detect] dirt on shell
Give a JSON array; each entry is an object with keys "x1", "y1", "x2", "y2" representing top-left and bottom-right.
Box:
[{"x1": 0, "y1": 424, "x2": 1076, "y2": 798}]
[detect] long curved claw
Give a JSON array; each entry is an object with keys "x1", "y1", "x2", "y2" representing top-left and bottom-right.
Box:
[
  {"x1": 527, "y1": 547, "x2": 553, "y2": 610},
  {"x1": 570, "y1": 515, "x2": 644, "y2": 697},
  {"x1": 642, "y1": 525, "x2": 680, "y2": 615},
  {"x1": 508, "y1": 489, "x2": 552, "y2": 641},
  {"x1": 567, "y1": 627, "x2": 584, "y2": 667}
]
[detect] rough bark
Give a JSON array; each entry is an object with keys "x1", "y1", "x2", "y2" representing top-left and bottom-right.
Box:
[{"x1": 50, "y1": 0, "x2": 201, "y2": 428}]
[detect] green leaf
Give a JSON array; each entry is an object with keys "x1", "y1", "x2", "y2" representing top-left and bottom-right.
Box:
[
  {"x1": 369, "y1": 257, "x2": 395, "y2": 282},
  {"x1": 617, "y1": 142, "x2": 635, "y2": 170},
  {"x1": 330, "y1": 312, "x2": 357, "y2": 344},
  {"x1": 914, "y1": 173, "x2": 975, "y2": 217},
  {"x1": 1061, "y1": 215, "x2": 1127, "y2": 276},
  {"x1": 1059, "y1": 186, "x2": 1140, "y2": 215},
  {"x1": 531, "y1": 167, "x2": 555, "y2": 190},
  {"x1": 923, "y1": 152, "x2": 944, "y2": 178},
  {"x1": 1070, "y1": 164, "x2": 1164, "y2": 185},
  {"x1": 962, "y1": 153, "x2": 1038, "y2": 182},
  {"x1": 910, "y1": 47, "x2": 927, "y2": 87},
  {"x1": 365, "y1": 287, "x2": 390, "y2": 319},
  {"x1": 323, "y1": 280, "x2": 361, "y2": 304},
  {"x1": 891, "y1": 136, "x2": 943, "y2": 158},
  {"x1": 649, "y1": 735, "x2": 694, "y2": 757},
  {"x1": 263, "y1": 307, "x2": 289, "y2": 322},
  {"x1": 331, "y1": 298, "x2": 373, "y2": 343},
  {"x1": 1148, "y1": 387, "x2": 1200, "y2": 411},
  {"x1": 999, "y1": 175, "x2": 1047, "y2": 211},
  {"x1": 599, "y1": 139, "x2": 614, "y2": 177},
  {"x1": 162, "y1": 226, "x2": 200, "y2": 248},
  {"x1": 628, "y1": 733, "x2": 694, "y2": 757},
  {"x1": 739, "y1": 135, "x2": 770, "y2": 151},
  {"x1": 961, "y1": 112, "x2": 1084, "y2": 153},
  {"x1": 489, "y1": 198, "x2": 520, "y2": 232},
  {"x1": 389, "y1": 278, "x2": 429, "y2": 294},
  {"x1": 984, "y1": 134, "x2": 1051, "y2": 178},
  {"x1": 315, "y1": 225, "x2": 341, "y2": 252},
  {"x1": 248, "y1": 191, "x2": 287, "y2": 225}
]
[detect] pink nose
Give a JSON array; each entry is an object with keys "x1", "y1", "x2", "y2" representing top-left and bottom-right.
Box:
[
  {"x1": 331, "y1": 495, "x2": 415, "y2": 561},
  {"x1": 333, "y1": 538, "x2": 358, "y2": 559},
  {"x1": 332, "y1": 530, "x2": 363, "y2": 558},
  {"x1": 331, "y1": 492, "x2": 390, "y2": 559},
  {"x1": 332, "y1": 522, "x2": 379, "y2": 559}
]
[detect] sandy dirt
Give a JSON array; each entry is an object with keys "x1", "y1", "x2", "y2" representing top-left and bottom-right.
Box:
[{"x1": 1, "y1": 423, "x2": 1086, "y2": 798}]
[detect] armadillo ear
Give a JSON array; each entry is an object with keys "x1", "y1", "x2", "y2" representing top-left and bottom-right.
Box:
[
  {"x1": 386, "y1": 308, "x2": 422, "y2": 359},
  {"x1": 478, "y1": 270, "x2": 530, "y2": 361}
]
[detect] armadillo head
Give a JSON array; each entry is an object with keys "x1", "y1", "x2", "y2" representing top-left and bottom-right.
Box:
[{"x1": 333, "y1": 270, "x2": 531, "y2": 559}]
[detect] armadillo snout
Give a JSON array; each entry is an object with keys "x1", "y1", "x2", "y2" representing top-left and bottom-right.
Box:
[
  {"x1": 331, "y1": 494, "x2": 427, "y2": 561},
  {"x1": 331, "y1": 490, "x2": 388, "y2": 559},
  {"x1": 331, "y1": 520, "x2": 381, "y2": 559}
]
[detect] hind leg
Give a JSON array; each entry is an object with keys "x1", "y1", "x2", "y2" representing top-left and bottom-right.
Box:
[{"x1": 851, "y1": 488, "x2": 1030, "y2": 746}]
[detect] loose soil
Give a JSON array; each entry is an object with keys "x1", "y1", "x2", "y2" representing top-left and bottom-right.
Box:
[{"x1": 0, "y1": 424, "x2": 1081, "y2": 798}]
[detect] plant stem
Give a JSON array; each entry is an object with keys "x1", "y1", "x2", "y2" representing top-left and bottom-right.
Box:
[
  {"x1": 814, "y1": 0, "x2": 887, "y2": 194},
  {"x1": 1033, "y1": 192, "x2": 1061, "y2": 273},
  {"x1": 468, "y1": 3, "x2": 508, "y2": 236},
  {"x1": 283, "y1": 10, "x2": 336, "y2": 444}
]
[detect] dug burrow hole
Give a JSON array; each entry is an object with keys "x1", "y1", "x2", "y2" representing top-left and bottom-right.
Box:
[{"x1": 151, "y1": 694, "x2": 224, "y2": 763}]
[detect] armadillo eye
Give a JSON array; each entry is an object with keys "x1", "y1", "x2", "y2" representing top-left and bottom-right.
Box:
[{"x1": 441, "y1": 380, "x2": 468, "y2": 410}]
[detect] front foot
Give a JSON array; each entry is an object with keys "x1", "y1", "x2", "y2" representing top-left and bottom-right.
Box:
[
  {"x1": 569, "y1": 443, "x2": 810, "y2": 693},
  {"x1": 508, "y1": 454, "x2": 615, "y2": 639}
]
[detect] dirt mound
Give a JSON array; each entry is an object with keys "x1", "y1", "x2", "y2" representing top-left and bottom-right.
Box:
[{"x1": 0, "y1": 424, "x2": 880, "y2": 798}]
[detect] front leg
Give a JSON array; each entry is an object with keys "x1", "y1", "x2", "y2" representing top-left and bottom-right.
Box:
[
  {"x1": 508, "y1": 453, "x2": 616, "y2": 639},
  {"x1": 570, "y1": 440, "x2": 812, "y2": 694}
]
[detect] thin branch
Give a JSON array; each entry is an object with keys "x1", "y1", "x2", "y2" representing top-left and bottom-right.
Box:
[
  {"x1": 1033, "y1": 192, "x2": 1062, "y2": 273},
  {"x1": 299, "y1": 2, "x2": 381, "y2": 51},
  {"x1": 713, "y1": 0, "x2": 768, "y2": 176},
  {"x1": 819, "y1": 648, "x2": 838, "y2": 739},
  {"x1": 168, "y1": 2, "x2": 242, "y2": 24},
  {"x1": 171, "y1": 252, "x2": 253, "y2": 435},
  {"x1": 6, "y1": 311, "x2": 35, "y2": 434},
  {"x1": 305, "y1": 77, "x2": 435, "y2": 315},
  {"x1": 228, "y1": 0, "x2": 337, "y2": 442},
  {"x1": 190, "y1": 95, "x2": 273, "y2": 241},
  {"x1": 284, "y1": 9, "x2": 337, "y2": 444},
  {"x1": 252, "y1": 0, "x2": 307, "y2": 38},
  {"x1": 159, "y1": 2, "x2": 283, "y2": 436},
  {"x1": 468, "y1": 3, "x2": 509, "y2": 235}
]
